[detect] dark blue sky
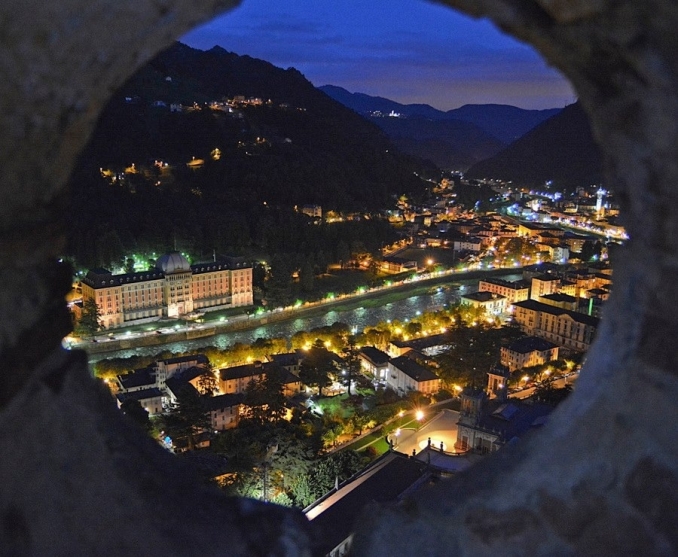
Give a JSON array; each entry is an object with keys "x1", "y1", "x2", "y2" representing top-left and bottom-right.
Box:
[{"x1": 182, "y1": 0, "x2": 575, "y2": 110}]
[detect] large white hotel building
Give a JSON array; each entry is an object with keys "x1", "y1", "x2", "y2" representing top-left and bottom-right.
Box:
[{"x1": 82, "y1": 252, "x2": 253, "y2": 329}]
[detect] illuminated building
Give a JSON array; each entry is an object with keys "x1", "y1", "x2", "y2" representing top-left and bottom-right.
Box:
[
  {"x1": 530, "y1": 274, "x2": 561, "y2": 300},
  {"x1": 500, "y1": 336, "x2": 559, "y2": 372},
  {"x1": 478, "y1": 278, "x2": 530, "y2": 304},
  {"x1": 460, "y1": 291, "x2": 508, "y2": 314},
  {"x1": 512, "y1": 299, "x2": 599, "y2": 352},
  {"x1": 82, "y1": 252, "x2": 253, "y2": 329}
]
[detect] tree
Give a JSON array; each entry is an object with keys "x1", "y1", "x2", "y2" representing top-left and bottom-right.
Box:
[
  {"x1": 75, "y1": 297, "x2": 102, "y2": 338},
  {"x1": 350, "y1": 412, "x2": 371, "y2": 436},
  {"x1": 579, "y1": 240, "x2": 603, "y2": 262},
  {"x1": 342, "y1": 336, "x2": 362, "y2": 396},
  {"x1": 163, "y1": 385, "x2": 210, "y2": 451},
  {"x1": 299, "y1": 257, "x2": 315, "y2": 293},
  {"x1": 336, "y1": 240, "x2": 350, "y2": 269},
  {"x1": 119, "y1": 399, "x2": 150, "y2": 432},
  {"x1": 196, "y1": 367, "x2": 219, "y2": 396},
  {"x1": 293, "y1": 450, "x2": 366, "y2": 506},
  {"x1": 299, "y1": 343, "x2": 335, "y2": 396},
  {"x1": 534, "y1": 382, "x2": 573, "y2": 406},
  {"x1": 124, "y1": 257, "x2": 135, "y2": 274},
  {"x1": 266, "y1": 254, "x2": 294, "y2": 308},
  {"x1": 405, "y1": 322, "x2": 423, "y2": 337},
  {"x1": 243, "y1": 368, "x2": 287, "y2": 423}
]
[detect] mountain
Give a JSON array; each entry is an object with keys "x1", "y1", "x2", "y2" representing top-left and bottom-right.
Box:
[
  {"x1": 319, "y1": 85, "x2": 562, "y2": 168},
  {"x1": 319, "y1": 85, "x2": 446, "y2": 120},
  {"x1": 319, "y1": 85, "x2": 560, "y2": 143},
  {"x1": 80, "y1": 43, "x2": 437, "y2": 209},
  {"x1": 372, "y1": 115, "x2": 504, "y2": 170},
  {"x1": 67, "y1": 43, "x2": 439, "y2": 267},
  {"x1": 465, "y1": 102, "x2": 602, "y2": 189},
  {"x1": 446, "y1": 104, "x2": 561, "y2": 144}
]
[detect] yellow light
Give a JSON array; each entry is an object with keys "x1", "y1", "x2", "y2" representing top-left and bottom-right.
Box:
[
  {"x1": 522, "y1": 375, "x2": 529, "y2": 382},
  {"x1": 398, "y1": 410, "x2": 405, "y2": 418},
  {"x1": 416, "y1": 410, "x2": 424, "y2": 421}
]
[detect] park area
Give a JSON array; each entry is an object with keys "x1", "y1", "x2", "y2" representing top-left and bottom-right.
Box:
[{"x1": 313, "y1": 389, "x2": 461, "y2": 458}]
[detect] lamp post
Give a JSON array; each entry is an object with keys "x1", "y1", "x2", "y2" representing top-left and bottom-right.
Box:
[{"x1": 415, "y1": 410, "x2": 424, "y2": 430}]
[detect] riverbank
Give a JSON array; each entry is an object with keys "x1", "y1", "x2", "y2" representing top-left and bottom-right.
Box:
[{"x1": 78, "y1": 266, "x2": 522, "y2": 357}]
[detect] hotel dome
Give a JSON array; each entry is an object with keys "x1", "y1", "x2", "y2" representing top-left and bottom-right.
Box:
[{"x1": 156, "y1": 252, "x2": 191, "y2": 274}]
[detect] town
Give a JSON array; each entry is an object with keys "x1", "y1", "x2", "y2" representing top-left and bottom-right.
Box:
[
  {"x1": 70, "y1": 170, "x2": 619, "y2": 557},
  {"x1": 65, "y1": 40, "x2": 622, "y2": 557}
]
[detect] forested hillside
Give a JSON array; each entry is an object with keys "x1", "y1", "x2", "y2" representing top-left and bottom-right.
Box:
[{"x1": 67, "y1": 43, "x2": 438, "y2": 269}]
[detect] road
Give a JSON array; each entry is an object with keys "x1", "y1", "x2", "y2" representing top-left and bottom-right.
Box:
[{"x1": 510, "y1": 370, "x2": 580, "y2": 400}]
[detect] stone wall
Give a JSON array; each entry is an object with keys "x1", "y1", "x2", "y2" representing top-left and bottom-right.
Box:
[{"x1": 0, "y1": 0, "x2": 676, "y2": 555}]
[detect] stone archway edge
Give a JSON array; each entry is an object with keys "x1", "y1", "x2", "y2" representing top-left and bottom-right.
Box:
[{"x1": 1, "y1": 0, "x2": 677, "y2": 555}]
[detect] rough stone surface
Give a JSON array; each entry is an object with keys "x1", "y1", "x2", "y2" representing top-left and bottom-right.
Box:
[
  {"x1": 0, "y1": 349, "x2": 312, "y2": 555},
  {"x1": 0, "y1": 0, "x2": 677, "y2": 555}
]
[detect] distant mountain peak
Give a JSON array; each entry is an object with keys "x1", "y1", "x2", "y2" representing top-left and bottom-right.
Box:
[
  {"x1": 466, "y1": 101, "x2": 601, "y2": 188},
  {"x1": 321, "y1": 85, "x2": 562, "y2": 143},
  {"x1": 207, "y1": 45, "x2": 230, "y2": 55}
]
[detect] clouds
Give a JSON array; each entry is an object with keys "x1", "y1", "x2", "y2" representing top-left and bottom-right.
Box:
[{"x1": 181, "y1": 0, "x2": 574, "y2": 110}]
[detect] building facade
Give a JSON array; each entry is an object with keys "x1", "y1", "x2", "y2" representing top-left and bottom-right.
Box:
[
  {"x1": 82, "y1": 252, "x2": 253, "y2": 329},
  {"x1": 358, "y1": 346, "x2": 391, "y2": 382},
  {"x1": 460, "y1": 291, "x2": 508, "y2": 315},
  {"x1": 530, "y1": 275, "x2": 561, "y2": 301},
  {"x1": 219, "y1": 361, "x2": 302, "y2": 398},
  {"x1": 512, "y1": 299, "x2": 599, "y2": 352},
  {"x1": 478, "y1": 278, "x2": 530, "y2": 305},
  {"x1": 386, "y1": 356, "x2": 441, "y2": 395},
  {"x1": 500, "y1": 336, "x2": 559, "y2": 372}
]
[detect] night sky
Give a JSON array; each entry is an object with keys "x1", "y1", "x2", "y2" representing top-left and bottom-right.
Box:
[{"x1": 181, "y1": 0, "x2": 576, "y2": 111}]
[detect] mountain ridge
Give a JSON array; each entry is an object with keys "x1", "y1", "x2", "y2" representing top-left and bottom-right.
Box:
[
  {"x1": 465, "y1": 101, "x2": 601, "y2": 188},
  {"x1": 319, "y1": 84, "x2": 562, "y2": 143},
  {"x1": 66, "y1": 43, "x2": 439, "y2": 267}
]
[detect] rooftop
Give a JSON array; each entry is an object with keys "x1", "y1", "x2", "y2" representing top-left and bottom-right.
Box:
[
  {"x1": 512, "y1": 299, "x2": 600, "y2": 327},
  {"x1": 116, "y1": 387, "x2": 163, "y2": 404},
  {"x1": 117, "y1": 368, "x2": 155, "y2": 390},
  {"x1": 472, "y1": 400, "x2": 554, "y2": 444},
  {"x1": 358, "y1": 346, "x2": 390, "y2": 365},
  {"x1": 306, "y1": 453, "x2": 431, "y2": 555},
  {"x1": 462, "y1": 291, "x2": 506, "y2": 303},
  {"x1": 505, "y1": 336, "x2": 559, "y2": 354},
  {"x1": 390, "y1": 356, "x2": 439, "y2": 383}
]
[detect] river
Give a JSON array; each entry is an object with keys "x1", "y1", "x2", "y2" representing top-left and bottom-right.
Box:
[{"x1": 87, "y1": 272, "x2": 521, "y2": 362}]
